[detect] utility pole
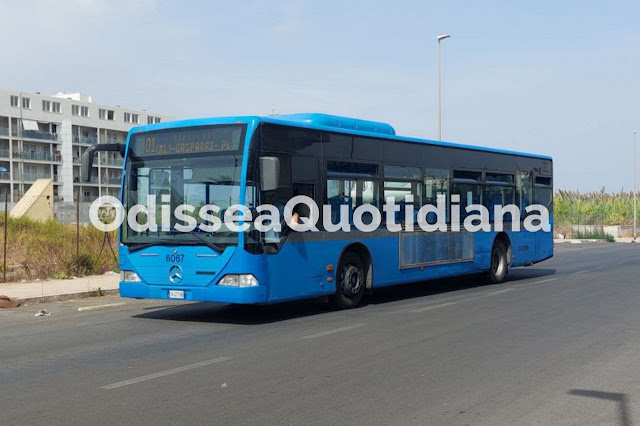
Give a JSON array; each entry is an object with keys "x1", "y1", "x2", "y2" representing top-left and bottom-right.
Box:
[
  {"x1": 437, "y1": 34, "x2": 450, "y2": 140},
  {"x1": 634, "y1": 130, "x2": 639, "y2": 242}
]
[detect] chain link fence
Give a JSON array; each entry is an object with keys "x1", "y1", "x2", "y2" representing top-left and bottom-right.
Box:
[{"x1": 0, "y1": 192, "x2": 118, "y2": 283}]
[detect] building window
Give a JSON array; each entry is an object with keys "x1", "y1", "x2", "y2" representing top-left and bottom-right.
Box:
[
  {"x1": 101, "y1": 109, "x2": 116, "y2": 120},
  {"x1": 80, "y1": 106, "x2": 89, "y2": 117},
  {"x1": 42, "y1": 100, "x2": 51, "y2": 112},
  {"x1": 148, "y1": 116, "x2": 162, "y2": 124},
  {"x1": 10, "y1": 95, "x2": 19, "y2": 107},
  {"x1": 124, "y1": 113, "x2": 139, "y2": 124},
  {"x1": 52, "y1": 102, "x2": 61, "y2": 113},
  {"x1": 72, "y1": 105, "x2": 80, "y2": 116},
  {"x1": 22, "y1": 97, "x2": 31, "y2": 109}
]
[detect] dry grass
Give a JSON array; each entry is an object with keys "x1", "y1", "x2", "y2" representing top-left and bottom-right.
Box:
[
  {"x1": 0, "y1": 215, "x2": 118, "y2": 282},
  {"x1": 555, "y1": 189, "x2": 637, "y2": 226}
]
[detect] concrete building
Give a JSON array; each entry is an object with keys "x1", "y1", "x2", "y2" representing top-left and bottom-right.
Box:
[{"x1": 0, "y1": 89, "x2": 173, "y2": 203}]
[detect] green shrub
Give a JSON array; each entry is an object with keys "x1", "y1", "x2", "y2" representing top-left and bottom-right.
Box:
[
  {"x1": 64, "y1": 253, "x2": 95, "y2": 277},
  {"x1": 573, "y1": 229, "x2": 616, "y2": 242}
]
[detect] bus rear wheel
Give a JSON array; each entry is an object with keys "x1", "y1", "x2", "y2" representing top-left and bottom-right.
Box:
[
  {"x1": 487, "y1": 241, "x2": 508, "y2": 284},
  {"x1": 332, "y1": 252, "x2": 365, "y2": 309}
]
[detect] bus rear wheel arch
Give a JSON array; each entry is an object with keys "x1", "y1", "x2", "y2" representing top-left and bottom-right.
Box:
[
  {"x1": 332, "y1": 244, "x2": 372, "y2": 309},
  {"x1": 487, "y1": 233, "x2": 511, "y2": 284}
]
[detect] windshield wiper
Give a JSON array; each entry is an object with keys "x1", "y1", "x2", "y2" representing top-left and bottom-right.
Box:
[
  {"x1": 180, "y1": 231, "x2": 226, "y2": 253},
  {"x1": 125, "y1": 239, "x2": 182, "y2": 253}
]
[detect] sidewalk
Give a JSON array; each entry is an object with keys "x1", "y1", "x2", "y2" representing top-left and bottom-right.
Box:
[
  {"x1": 0, "y1": 273, "x2": 120, "y2": 305},
  {"x1": 554, "y1": 238, "x2": 636, "y2": 244}
]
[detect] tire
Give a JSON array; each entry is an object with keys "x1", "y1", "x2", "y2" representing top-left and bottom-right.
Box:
[
  {"x1": 487, "y1": 241, "x2": 509, "y2": 284},
  {"x1": 332, "y1": 252, "x2": 365, "y2": 309}
]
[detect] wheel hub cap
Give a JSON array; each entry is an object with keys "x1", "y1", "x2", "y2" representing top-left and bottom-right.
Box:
[{"x1": 342, "y1": 265, "x2": 363, "y2": 296}]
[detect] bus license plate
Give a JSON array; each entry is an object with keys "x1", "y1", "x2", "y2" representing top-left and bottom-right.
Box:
[{"x1": 168, "y1": 290, "x2": 184, "y2": 299}]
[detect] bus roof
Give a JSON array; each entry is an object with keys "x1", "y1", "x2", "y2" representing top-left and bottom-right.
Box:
[{"x1": 132, "y1": 113, "x2": 552, "y2": 161}]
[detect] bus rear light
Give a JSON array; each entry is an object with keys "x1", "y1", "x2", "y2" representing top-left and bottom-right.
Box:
[
  {"x1": 121, "y1": 270, "x2": 141, "y2": 282},
  {"x1": 218, "y1": 274, "x2": 258, "y2": 287}
]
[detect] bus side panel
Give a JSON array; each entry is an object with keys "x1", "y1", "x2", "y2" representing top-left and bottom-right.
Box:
[
  {"x1": 507, "y1": 230, "x2": 536, "y2": 266},
  {"x1": 535, "y1": 230, "x2": 554, "y2": 261},
  {"x1": 264, "y1": 240, "x2": 328, "y2": 303},
  {"x1": 360, "y1": 233, "x2": 491, "y2": 288}
]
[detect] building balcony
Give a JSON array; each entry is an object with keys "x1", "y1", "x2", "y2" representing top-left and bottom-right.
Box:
[
  {"x1": 0, "y1": 149, "x2": 9, "y2": 159},
  {"x1": 104, "y1": 138, "x2": 125, "y2": 144},
  {"x1": 101, "y1": 157, "x2": 123, "y2": 167},
  {"x1": 20, "y1": 173, "x2": 58, "y2": 182},
  {"x1": 0, "y1": 127, "x2": 9, "y2": 137},
  {"x1": 0, "y1": 172, "x2": 10, "y2": 181},
  {"x1": 73, "y1": 136, "x2": 98, "y2": 145},
  {"x1": 102, "y1": 177, "x2": 122, "y2": 185},
  {"x1": 18, "y1": 151, "x2": 59, "y2": 162},
  {"x1": 22, "y1": 130, "x2": 59, "y2": 141},
  {"x1": 74, "y1": 176, "x2": 99, "y2": 184},
  {"x1": 73, "y1": 157, "x2": 81, "y2": 164}
]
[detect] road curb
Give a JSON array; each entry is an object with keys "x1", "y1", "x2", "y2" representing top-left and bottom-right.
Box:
[{"x1": 19, "y1": 289, "x2": 120, "y2": 305}]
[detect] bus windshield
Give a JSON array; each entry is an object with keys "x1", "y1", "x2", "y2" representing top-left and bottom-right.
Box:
[{"x1": 122, "y1": 124, "x2": 248, "y2": 250}]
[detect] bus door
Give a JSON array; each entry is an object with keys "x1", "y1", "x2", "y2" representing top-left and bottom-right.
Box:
[{"x1": 262, "y1": 155, "x2": 327, "y2": 300}]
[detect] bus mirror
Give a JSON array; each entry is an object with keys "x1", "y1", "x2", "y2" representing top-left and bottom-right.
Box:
[
  {"x1": 81, "y1": 145, "x2": 98, "y2": 183},
  {"x1": 81, "y1": 143, "x2": 125, "y2": 182},
  {"x1": 260, "y1": 156, "x2": 280, "y2": 192}
]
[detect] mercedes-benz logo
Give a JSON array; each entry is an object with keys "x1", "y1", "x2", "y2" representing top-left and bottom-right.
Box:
[{"x1": 169, "y1": 265, "x2": 183, "y2": 284}]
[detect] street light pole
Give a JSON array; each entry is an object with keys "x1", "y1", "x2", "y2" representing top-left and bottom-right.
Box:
[
  {"x1": 437, "y1": 34, "x2": 450, "y2": 141},
  {"x1": 634, "y1": 130, "x2": 639, "y2": 242}
]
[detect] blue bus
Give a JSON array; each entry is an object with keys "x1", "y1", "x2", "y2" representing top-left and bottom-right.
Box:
[{"x1": 82, "y1": 113, "x2": 553, "y2": 309}]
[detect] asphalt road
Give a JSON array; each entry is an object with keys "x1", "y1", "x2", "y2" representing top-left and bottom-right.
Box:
[{"x1": 1, "y1": 243, "x2": 640, "y2": 425}]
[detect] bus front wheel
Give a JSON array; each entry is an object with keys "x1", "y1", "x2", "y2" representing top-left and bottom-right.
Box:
[
  {"x1": 332, "y1": 252, "x2": 365, "y2": 309},
  {"x1": 487, "y1": 241, "x2": 509, "y2": 284}
]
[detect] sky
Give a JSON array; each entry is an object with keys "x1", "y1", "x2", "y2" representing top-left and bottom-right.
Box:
[{"x1": 0, "y1": 0, "x2": 639, "y2": 191}]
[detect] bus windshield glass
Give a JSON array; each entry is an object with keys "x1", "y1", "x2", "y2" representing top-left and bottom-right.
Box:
[{"x1": 122, "y1": 124, "x2": 247, "y2": 250}]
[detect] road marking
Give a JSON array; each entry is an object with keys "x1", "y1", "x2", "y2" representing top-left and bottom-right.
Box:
[
  {"x1": 302, "y1": 323, "x2": 366, "y2": 339},
  {"x1": 100, "y1": 357, "x2": 231, "y2": 390},
  {"x1": 78, "y1": 303, "x2": 126, "y2": 312},
  {"x1": 409, "y1": 302, "x2": 457, "y2": 313},
  {"x1": 532, "y1": 277, "x2": 559, "y2": 284},
  {"x1": 487, "y1": 288, "x2": 514, "y2": 296},
  {"x1": 594, "y1": 266, "x2": 606, "y2": 270},
  {"x1": 574, "y1": 270, "x2": 589, "y2": 274}
]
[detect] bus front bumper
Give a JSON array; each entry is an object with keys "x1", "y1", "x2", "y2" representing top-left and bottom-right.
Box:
[{"x1": 119, "y1": 282, "x2": 268, "y2": 304}]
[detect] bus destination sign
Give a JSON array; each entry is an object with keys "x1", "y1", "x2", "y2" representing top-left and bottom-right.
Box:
[{"x1": 132, "y1": 125, "x2": 245, "y2": 157}]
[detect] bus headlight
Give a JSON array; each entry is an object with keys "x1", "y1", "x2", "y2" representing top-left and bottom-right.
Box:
[
  {"x1": 218, "y1": 274, "x2": 258, "y2": 287},
  {"x1": 121, "y1": 270, "x2": 141, "y2": 282}
]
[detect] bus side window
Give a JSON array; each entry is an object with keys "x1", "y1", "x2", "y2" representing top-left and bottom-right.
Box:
[
  {"x1": 484, "y1": 173, "x2": 515, "y2": 221},
  {"x1": 452, "y1": 170, "x2": 483, "y2": 220},
  {"x1": 518, "y1": 171, "x2": 533, "y2": 218},
  {"x1": 533, "y1": 176, "x2": 553, "y2": 211},
  {"x1": 292, "y1": 157, "x2": 317, "y2": 220},
  {"x1": 326, "y1": 179, "x2": 379, "y2": 226},
  {"x1": 424, "y1": 168, "x2": 450, "y2": 224},
  {"x1": 383, "y1": 165, "x2": 422, "y2": 225}
]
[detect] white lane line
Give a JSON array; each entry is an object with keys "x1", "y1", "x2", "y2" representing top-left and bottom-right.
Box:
[
  {"x1": 409, "y1": 302, "x2": 457, "y2": 313},
  {"x1": 100, "y1": 357, "x2": 231, "y2": 390},
  {"x1": 302, "y1": 323, "x2": 366, "y2": 339},
  {"x1": 568, "y1": 270, "x2": 589, "y2": 277},
  {"x1": 594, "y1": 266, "x2": 607, "y2": 270},
  {"x1": 487, "y1": 288, "x2": 515, "y2": 296},
  {"x1": 78, "y1": 303, "x2": 126, "y2": 312},
  {"x1": 532, "y1": 277, "x2": 559, "y2": 284}
]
